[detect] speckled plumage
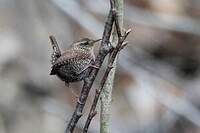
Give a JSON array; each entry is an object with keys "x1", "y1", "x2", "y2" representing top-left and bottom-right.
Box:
[{"x1": 49, "y1": 37, "x2": 100, "y2": 84}]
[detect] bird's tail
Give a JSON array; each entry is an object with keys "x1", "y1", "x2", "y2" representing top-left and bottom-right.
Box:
[{"x1": 49, "y1": 35, "x2": 61, "y2": 65}]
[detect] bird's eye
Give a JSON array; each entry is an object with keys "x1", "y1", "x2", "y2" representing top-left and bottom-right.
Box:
[{"x1": 80, "y1": 41, "x2": 89, "y2": 46}]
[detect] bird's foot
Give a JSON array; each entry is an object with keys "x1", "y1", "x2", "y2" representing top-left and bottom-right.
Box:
[{"x1": 90, "y1": 64, "x2": 100, "y2": 69}]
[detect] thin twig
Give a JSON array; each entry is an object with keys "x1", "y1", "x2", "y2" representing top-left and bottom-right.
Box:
[
  {"x1": 65, "y1": 6, "x2": 115, "y2": 133},
  {"x1": 82, "y1": 7, "x2": 131, "y2": 132}
]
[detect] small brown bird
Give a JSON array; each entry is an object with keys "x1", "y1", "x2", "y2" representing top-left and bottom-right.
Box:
[{"x1": 49, "y1": 36, "x2": 101, "y2": 84}]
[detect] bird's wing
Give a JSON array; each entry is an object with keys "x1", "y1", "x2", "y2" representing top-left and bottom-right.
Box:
[{"x1": 51, "y1": 49, "x2": 93, "y2": 75}]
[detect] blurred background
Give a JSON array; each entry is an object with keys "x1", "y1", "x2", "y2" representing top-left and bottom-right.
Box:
[{"x1": 0, "y1": 0, "x2": 200, "y2": 133}]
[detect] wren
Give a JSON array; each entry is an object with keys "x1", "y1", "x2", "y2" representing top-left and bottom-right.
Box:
[{"x1": 49, "y1": 36, "x2": 101, "y2": 84}]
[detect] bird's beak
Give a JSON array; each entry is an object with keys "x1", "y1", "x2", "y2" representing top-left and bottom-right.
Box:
[{"x1": 91, "y1": 39, "x2": 102, "y2": 44}]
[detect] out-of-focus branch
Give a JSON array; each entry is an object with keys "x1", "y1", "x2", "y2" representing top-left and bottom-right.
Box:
[
  {"x1": 51, "y1": 0, "x2": 200, "y2": 43},
  {"x1": 86, "y1": 0, "x2": 200, "y2": 36},
  {"x1": 51, "y1": 0, "x2": 103, "y2": 37},
  {"x1": 119, "y1": 49, "x2": 200, "y2": 127},
  {"x1": 125, "y1": 5, "x2": 200, "y2": 36}
]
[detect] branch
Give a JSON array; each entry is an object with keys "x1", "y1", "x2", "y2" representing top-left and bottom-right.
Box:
[
  {"x1": 100, "y1": 0, "x2": 123, "y2": 133},
  {"x1": 65, "y1": 5, "x2": 115, "y2": 133},
  {"x1": 82, "y1": 3, "x2": 131, "y2": 132}
]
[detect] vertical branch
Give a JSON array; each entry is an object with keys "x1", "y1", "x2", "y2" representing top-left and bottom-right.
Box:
[{"x1": 100, "y1": 0, "x2": 124, "y2": 133}]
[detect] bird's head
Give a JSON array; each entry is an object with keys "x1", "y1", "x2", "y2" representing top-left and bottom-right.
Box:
[{"x1": 73, "y1": 38, "x2": 101, "y2": 50}]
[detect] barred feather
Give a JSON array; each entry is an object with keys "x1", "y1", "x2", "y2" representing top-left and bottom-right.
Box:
[{"x1": 49, "y1": 36, "x2": 61, "y2": 65}]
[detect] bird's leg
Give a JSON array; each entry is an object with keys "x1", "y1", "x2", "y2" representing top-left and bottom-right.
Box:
[
  {"x1": 76, "y1": 64, "x2": 100, "y2": 75},
  {"x1": 89, "y1": 64, "x2": 100, "y2": 69}
]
